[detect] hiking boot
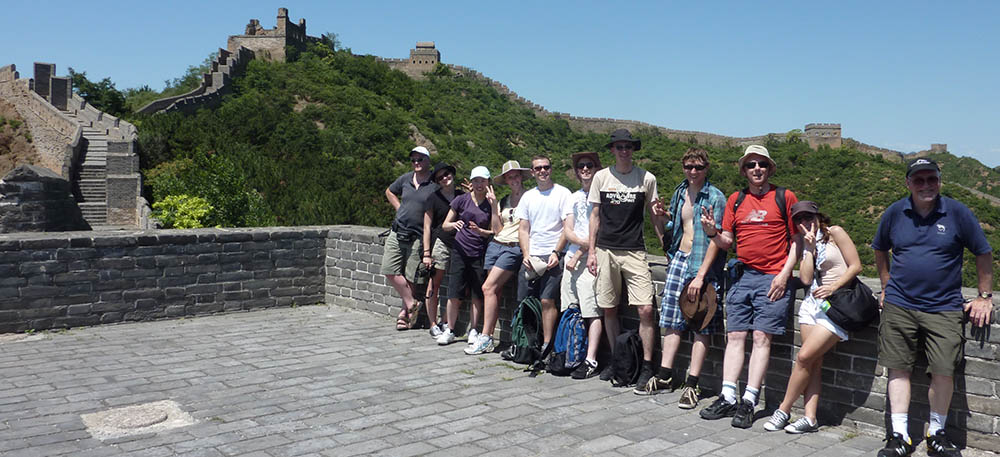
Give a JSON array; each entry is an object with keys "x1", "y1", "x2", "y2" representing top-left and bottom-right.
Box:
[
  {"x1": 464, "y1": 335, "x2": 495, "y2": 355},
  {"x1": 599, "y1": 364, "x2": 615, "y2": 382},
  {"x1": 634, "y1": 375, "x2": 673, "y2": 396},
  {"x1": 466, "y1": 329, "x2": 479, "y2": 346},
  {"x1": 731, "y1": 399, "x2": 755, "y2": 429},
  {"x1": 631, "y1": 364, "x2": 656, "y2": 394},
  {"x1": 784, "y1": 417, "x2": 819, "y2": 434},
  {"x1": 429, "y1": 323, "x2": 446, "y2": 338},
  {"x1": 877, "y1": 432, "x2": 915, "y2": 457},
  {"x1": 925, "y1": 430, "x2": 961, "y2": 457},
  {"x1": 763, "y1": 409, "x2": 790, "y2": 431},
  {"x1": 435, "y1": 328, "x2": 455, "y2": 345},
  {"x1": 699, "y1": 396, "x2": 738, "y2": 420},
  {"x1": 677, "y1": 385, "x2": 700, "y2": 409},
  {"x1": 571, "y1": 360, "x2": 600, "y2": 379}
]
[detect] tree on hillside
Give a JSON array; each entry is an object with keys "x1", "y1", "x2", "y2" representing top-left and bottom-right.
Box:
[{"x1": 68, "y1": 68, "x2": 127, "y2": 117}]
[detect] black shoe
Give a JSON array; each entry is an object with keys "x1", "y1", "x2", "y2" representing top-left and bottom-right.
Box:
[
  {"x1": 926, "y1": 430, "x2": 961, "y2": 457},
  {"x1": 877, "y1": 432, "x2": 915, "y2": 457},
  {"x1": 632, "y1": 364, "x2": 656, "y2": 394},
  {"x1": 599, "y1": 364, "x2": 615, "y2": 382},
  {"x1": 730, "y1": 399, "x2": 755, "y2": 429},
  {"x1": 571, "y1": 360, "x2": 600, "y2": 379},
  {"x1": 699, "y1": 396, "x2": 738, "y2": 420}
]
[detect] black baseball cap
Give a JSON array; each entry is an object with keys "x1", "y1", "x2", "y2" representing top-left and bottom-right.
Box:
[{"x1": 906, "y1": 158, "x2": 939, "y2": 178}]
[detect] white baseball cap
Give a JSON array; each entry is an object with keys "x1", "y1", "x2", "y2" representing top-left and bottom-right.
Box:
[
  {"x1": 470, "y1": 166, "x2": 491, "y2": 180},
  {"x1": 410, "y1": 146, "x2": 430, "y2": 157}
]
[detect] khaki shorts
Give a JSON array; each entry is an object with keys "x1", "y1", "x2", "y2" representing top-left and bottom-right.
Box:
[
  {"x1": 595, "y1": 247, "x2": 654, "y2": 308},
  {"x1": 561, "y1": 252, "x2": 600, "y2": 318},
  {"x1": 431, "y1": 239, "x2": 451, "y2": 272},
  {"x1": 380, "y1": 229, "x2": 423, "y2": 283},
  {"x1": 878, "y1": 302, "x2": 964, "y2": 376}
]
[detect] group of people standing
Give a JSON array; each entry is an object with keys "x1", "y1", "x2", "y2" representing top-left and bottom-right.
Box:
[{"x1": 382, "y1": 130, "x2": 993, "y2": 457}]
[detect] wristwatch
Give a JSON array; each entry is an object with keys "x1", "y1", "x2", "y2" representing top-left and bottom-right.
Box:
[{"x1": 978, "y1": 291, "x2": 993, "y2": 299}]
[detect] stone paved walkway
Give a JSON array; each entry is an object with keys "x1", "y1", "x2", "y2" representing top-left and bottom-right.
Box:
[{"x1": 0, "y1": 305, "x2": 990, "y2": 456}]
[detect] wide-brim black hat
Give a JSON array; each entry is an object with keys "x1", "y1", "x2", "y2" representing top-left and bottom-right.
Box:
[
  {"x1": 604, "y1": 128, "x2": 641, "y2": 151},
  {"x1": 431, "y1": 162, "x2": 456, "y2": 181}
]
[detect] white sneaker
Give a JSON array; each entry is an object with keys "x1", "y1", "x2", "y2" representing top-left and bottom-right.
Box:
[
  {"x1": 464, "y1": 335, "x2": 495, "y2": 355},
  {"x1": 466, "y1": 329, "x2": 479, "y2": 345},
  {"x1": 436, "y1": 329, "x2": 455, "y2": 345},
  {"x1": 429, "y1": 323, "x2": 446, "y2": 338}
]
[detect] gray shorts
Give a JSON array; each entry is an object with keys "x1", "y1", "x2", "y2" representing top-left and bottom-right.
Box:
[
  {"x1": 725, "y1": 269, "x2": 793, "y2": 335},
  {"x1": 517, "y1": 255, "x2": 562, "y2": 302}
]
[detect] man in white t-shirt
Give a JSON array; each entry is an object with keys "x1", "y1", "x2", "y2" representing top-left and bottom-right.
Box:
[{"x1": 516, "y1": 155, "x2": 573, "y2": 355}]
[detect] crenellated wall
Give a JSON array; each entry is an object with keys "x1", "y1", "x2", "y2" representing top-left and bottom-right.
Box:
[
  {"x1": 0, "y1": 224, "x2": 997, "y2": 451},
  {"x1": 136, "y1": 47, "x2": 254, "y2": 116},
  {"x1": 0, "y1": 68, "x2": 84, "y2": 178}
]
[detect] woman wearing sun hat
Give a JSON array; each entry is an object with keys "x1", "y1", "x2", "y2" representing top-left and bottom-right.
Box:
[
  {"x1": 473, "y1": 160, "x2": 532, "y2": 355},
  {"x1": 422, "y1": 163, "x2": 463, "y2": 337}
]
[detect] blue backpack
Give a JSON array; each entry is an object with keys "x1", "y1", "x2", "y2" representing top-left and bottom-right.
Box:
[{"x1": 547, "y1": 306, "x2": 588, "y2": 376}]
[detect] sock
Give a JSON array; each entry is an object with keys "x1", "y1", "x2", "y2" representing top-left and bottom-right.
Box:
[
  {"x1": 742, "y1": 386, "x2": 760, "y2": 406},
  {"x1": 721, "y1": 382, "x2": 739, "y2": 404},
  {"x1": 928, "y1": 412, "x2": 946, "y2": 435},
  {"x1": 642, "y1": 360, "x2": 655, "y2": 371},
  {"x1": 672, "y1": 366, "x2": 685, "y2": 383},
  {"x1": 891, "y1": 413, "x2": 910, "y2": 442},
  {"x1": 685, "y1": 374, "x2": 699, "y2": 388},
  {"x1": 657, "y1": 366, "x2": 673, "y2": 380}
]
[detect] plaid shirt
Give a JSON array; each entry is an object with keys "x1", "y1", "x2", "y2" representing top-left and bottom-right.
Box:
[{"x1": 665, "y1": 180, "x2": 727, "y2": 281}]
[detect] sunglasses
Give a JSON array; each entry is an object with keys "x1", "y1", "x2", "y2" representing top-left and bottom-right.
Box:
[
  {"x1": 576, "y1": 162, "x2": 595, "y2": 170},
  {"x1": 742, "y1": 160, "x2": 770, "y2": 170},
  {"x1": 410, "y1": 156, "x2": 427, "y2": 163},
  {"x1": 909, "y1": 175, "x2": 939, "y2": 187},
  {"x1": 683, "y1": 164, "x2": 707, "y2": 171},
  {"x1": 533, "y1": 164, "x2": 552, "y2": 171},
  {"x1": 613, "y1": 144, "x2": 635, "y2": 151},
  {"x1": 434, "y1": 172, "x2": 453, "y2": 181}
]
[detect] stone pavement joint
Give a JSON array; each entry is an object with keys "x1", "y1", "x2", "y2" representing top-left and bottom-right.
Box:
[{"x1": 0, "y1": 304, "x2": 995, "y2": 456}]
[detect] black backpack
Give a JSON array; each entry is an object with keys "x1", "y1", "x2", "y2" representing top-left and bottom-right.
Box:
[
  {"x1": 501, "y1": 296, "x2": 544, "y2": 366},
  {"x1": 611, "y1": 330, "x2": 643, "y2": 387}
]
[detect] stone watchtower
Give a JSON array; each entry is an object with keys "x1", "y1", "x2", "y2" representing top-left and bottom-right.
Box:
[
  {"x1": 227, "y1": 8, "x2": 311, "y2": 62},
  {"x1": 804, "y1": 123, "x2": 842, "y2": 149},
  {"x1": 409, "y1": 42, "x2": 440, "y2": 70}
]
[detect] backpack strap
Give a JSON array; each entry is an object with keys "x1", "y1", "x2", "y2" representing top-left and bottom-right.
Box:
[{"x1": 731, "y1": 186, "x2": 790, "y2": 247}]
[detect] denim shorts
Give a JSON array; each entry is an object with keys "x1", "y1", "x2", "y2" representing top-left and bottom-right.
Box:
[
  {"x1": 484, "y1": 241, "x2": 522, "y2": 272},
  {"x1": 725, "y1": 268, "x2": 793, "y2": 335}
]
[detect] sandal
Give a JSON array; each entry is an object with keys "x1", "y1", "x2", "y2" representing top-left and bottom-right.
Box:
[
  {"x1": 408, "y1": 300, "x2": 424, "y2": 329},
  {"x1": 396, "y1": 306, "x2": 410, "y2": 331}
]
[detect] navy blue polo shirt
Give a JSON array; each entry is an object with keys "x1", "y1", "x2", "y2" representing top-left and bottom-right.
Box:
[{"x1": 871, "y1": 195, "x2": 992, "y2": 312}]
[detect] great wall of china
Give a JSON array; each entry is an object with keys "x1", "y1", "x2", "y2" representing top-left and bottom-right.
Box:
[{"x1": 0, "y1": 8, "x2": 997, "y2": 451}]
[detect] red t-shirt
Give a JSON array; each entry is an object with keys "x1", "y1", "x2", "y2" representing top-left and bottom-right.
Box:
[{"x1": 721, "y1": 187, "x2": 798, "y2": 274}]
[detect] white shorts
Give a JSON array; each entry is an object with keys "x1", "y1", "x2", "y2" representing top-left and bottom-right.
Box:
[
  {"x1": 560, "y1": 253, "x2": 600, "y2": 318},
  {"x1": 798, "y1": 295, "x2": 849, "y2": 341}
]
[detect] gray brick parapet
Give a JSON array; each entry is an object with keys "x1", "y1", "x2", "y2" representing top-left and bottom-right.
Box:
[{"x1": 0, "y1": 224, "x2": 997, "y2": 450}]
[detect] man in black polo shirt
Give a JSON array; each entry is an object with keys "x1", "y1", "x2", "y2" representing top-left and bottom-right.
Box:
[
  {"x1": 872, "y1": 158, "x2": 993, "y2": 457},
  {"x1": 383, "y1": 146, "x2": 436, "y2": 330}
]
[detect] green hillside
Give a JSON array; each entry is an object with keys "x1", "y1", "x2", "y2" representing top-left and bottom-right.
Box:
[{"x1": 121, "y1": 42, "x2": 997, "y2": 288}]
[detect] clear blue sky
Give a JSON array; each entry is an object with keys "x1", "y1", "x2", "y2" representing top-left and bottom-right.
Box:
[{"x1": 6, "y1": 1, "x2": 1000, "y2": 166}]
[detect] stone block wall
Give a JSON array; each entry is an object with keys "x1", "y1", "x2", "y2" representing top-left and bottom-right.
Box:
[
  {"x1": 0, "y1": 165, "x2": 88, "y2": 233},
  {"x1": 0, "y1": 224, "x2": 997, "y2": 450},
  {"x1": 0, "y1": 227, "x2": 326, "y2": 333}
]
